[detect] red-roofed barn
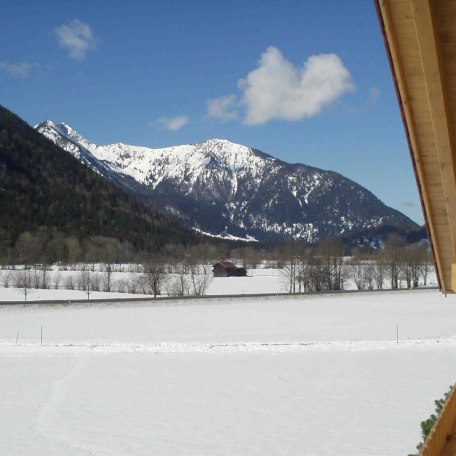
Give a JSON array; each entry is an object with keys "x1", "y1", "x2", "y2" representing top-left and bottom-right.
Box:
[{"x1": 212, "y1": 262, "x2": 247, "y2": 277}]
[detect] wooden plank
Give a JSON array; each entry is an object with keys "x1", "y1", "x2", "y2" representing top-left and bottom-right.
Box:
[
  {"x1": 376, "y1": 0, "x2": 447, "y2": 292},
  {"x1": 416, "y1": 155, "x2": 438, "y2": 167},
  {"x1": 434, "y1": 222, "x2": 451, "y2": 232},
  {"x1": 413, "y1": 119, "x2": 435, "y2": 132},
  {"x1": 413, "y1": 1, "x2": 456, "y2": 245},
  {"x1": 424, "y1": 171, "x2": 445, "y2": 184},
  {"x1": 430, "y1": 208, "x2": 452, "y2": 219},
  {"x1": 427, "y1": 194, "x2": 450, "y2": 205},
  {"x1": 416, "y1": 132, "x2": 439, "y2": 144},
  {"x1": 403, "y1": 62, "x2": 427, "y2": 76},
  {"x1": 433, "y1": 219, "x2": 451, "y2": 227},
  {"x1": 423, "y1": 164, "x2": 444, "y2": 176},
  {"x1": 419, "y1": 143, "x2": 437, "y2": 152},
  {"x1": 418, "y1": 150, "x2": 438, "y2": 158},
  {"x1": 409, "y1": 91, "x2": 433, "y2": 103},
  {"x1": 404, "y1": 77, "x2": 426, "y2": 90},
  {"x1": 421, "y1": 156, "x2": 441, "y2": 165}
]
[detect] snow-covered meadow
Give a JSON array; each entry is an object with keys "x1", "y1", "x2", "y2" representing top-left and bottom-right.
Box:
[
  {"x1": 0, "y1": 262, "x2": 439, "y2": 302},
  {"x1": 1, "y1": 288, "x2": 456, "y2": 455}
]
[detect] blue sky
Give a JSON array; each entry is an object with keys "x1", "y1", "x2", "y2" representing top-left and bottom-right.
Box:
[{"x1": 0, "y1": 0, "x2": 423, "y2": 224}]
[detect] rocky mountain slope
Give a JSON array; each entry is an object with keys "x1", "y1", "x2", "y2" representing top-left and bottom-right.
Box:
[{"x1": 36, "y1": 121, "x2": 419, "y2": 242}]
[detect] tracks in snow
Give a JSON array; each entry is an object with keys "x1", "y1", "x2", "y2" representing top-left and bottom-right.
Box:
[{"x1": 1, "y1": 337, "x2": 455, "y2": 354}]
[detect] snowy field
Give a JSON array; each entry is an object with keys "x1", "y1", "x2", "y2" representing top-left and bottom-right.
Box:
[{"x1": 1, "y1": 288, "x2": 456, "y2": 455}]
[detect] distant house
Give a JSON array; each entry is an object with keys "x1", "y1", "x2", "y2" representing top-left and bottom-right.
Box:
[{"x1": 212, "y1": 261, "x2": 247, "y2": 277}]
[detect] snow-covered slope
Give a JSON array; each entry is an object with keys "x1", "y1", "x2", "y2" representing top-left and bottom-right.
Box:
[{"x1": 36, "y1": 121, "x2": 419, "y2": 242}]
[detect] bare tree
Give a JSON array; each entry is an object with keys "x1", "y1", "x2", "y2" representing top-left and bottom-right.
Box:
[
  {"x1": 347, "y1": 256, "x2": 368, "y2": 290},
  {"x1": 281, "y1": 257, "x2": 299, "y2": 293},
  {"x1": 318, "y1": 238, "x2": 346, "y2": 291},
  {"x1": 101, "y1": 263, "x2": 114, "y2": 292},
  {"x1": 420, "y1": 249, "x2": 433, "y2": 286},
  {"x1": 372, "y1": 254, "x2": 387, "y2": 290},
  {"x1": 15, "y1": 269, "x2": 33, "y2": 302},
  {"x1": 32, "y1": 265, "x2": 40, "y2": 288},
  {"x1": 127, "y1": 277, "x2": 139, "y2": 294},
  {"x1": 65, "y1": 274, "x2": 76, "y2": 290},
  {"x1": 347, "y1": 251, "x2": 375, "y2": 291},
  {"x1": 78, "y1": 267, "x2": 94, "y2": 299},
  {"x1": 32, "y1": 265, "x2": 51, "y2": 289},
  {"x1": 115, "y1": 279, "x2": 128, "y2": 293},
  {"x1": 189, "y1": 265, "x2": 210, "y2": 296},
  {"x1": 41, "y1": 267, "x2": 51, "y2": 289},
  {"x1": 409, "y1": 245, "x2": 428, "y2": 288},
  {"x1": 279, "y1": 243, "x2": 327, "y2": 294},
  {"x1": 383, "y1": 234, "x2": 405, "y2": 289},
  {"x1": 91, "y1": 273, "x2": 101, "y2": 291},
  {"x1": 53, "y1": 272, "x2": 61, "y2": 289},
  {"x1": 299, "y1": 257, "x2": 325, "y2": 293},
  {"x1": 279, "y1": 242, "x2": 302, "y2": 293},
  {"x1": 364, "y1": 262, "x2": 375, "y2": 290},
  {"x1": 295, "y1": 247, "x2": 318, "y2": 293},
  {"x1": 1, "y1": 270, "x2": 12, "y2": 288},
  {"x1": 142, "y1": 259, "x2": 166, "y2": 298},
  {"x1": 166, "y1": 264, "x2": 190, "y2": 296}
]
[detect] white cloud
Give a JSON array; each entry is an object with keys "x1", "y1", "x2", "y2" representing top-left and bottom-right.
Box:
[
  {"x1": 156, "y1": 115, "x2": 190, "y2": 131},
  {"x1": 55, "y1": 19, "x2": 97, "y2": 60},
  {"x1": 218, "y1": 46, "x2": 353, "y2": 125},
  {"x1": 0, "y1": 62, "x2": 39, "y2": 77},
  {"x1": 241, "y1": 47, "x2": 354, "y2": 125},
  {"x1": 207, "y1": 94, "x2": 239, "y2": 121}
]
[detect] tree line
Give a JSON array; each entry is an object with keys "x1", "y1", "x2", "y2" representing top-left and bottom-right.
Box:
[
  {"x1": 2, "y1": 262, "x2": 212, "y2": 301},
  {"x1": 278, "y1": 234, "x2": 432, "y2": 293},
  {"x1": 1, "y1": 231, "x2": 434, "y2": 302}
]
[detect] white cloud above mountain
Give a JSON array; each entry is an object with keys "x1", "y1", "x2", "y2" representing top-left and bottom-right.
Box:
[
  {"x1": 156, "y1": 115, "x2": 190, "y2": 131},
  {"x1": 55, "y1": 19, "x2": 97, "y2": 60},
  {"x1": 207, "y1": 94, "x2": 239, "y2": 121},
  {"x1": 208, "y1": 46, "x2": 354, "y2": 126}
]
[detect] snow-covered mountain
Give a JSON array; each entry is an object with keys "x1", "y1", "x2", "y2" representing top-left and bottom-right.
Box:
[{"x1": 35, "y1": 121, "x2": 419, "y2": 242}]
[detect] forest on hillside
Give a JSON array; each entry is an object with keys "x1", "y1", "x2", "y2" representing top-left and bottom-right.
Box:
[{"x1": 0, "y1": 105, "x2": 203, "y2": 256}]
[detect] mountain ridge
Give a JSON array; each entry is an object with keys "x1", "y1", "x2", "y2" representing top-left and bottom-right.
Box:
[{"x1": 36, "y1": 120, "x2": 420, "y2": 243}]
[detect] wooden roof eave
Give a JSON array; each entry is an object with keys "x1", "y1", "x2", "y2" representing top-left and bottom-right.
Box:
[{"x1": 375, "y1": 0, "x2": 456, "y2": 293}]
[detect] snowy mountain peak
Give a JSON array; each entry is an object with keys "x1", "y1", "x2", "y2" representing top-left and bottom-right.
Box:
[
  {"x1": 35, "y1": 120, "x2": 55, "y2": 129},
  {"x1": 35, "y1": 121, "x2": 419, "y2": 242},
  {"x1": 197, "y1": 138, "x2": 251, "y2": 153},
  {"x1": 38, "y1": 121, "x2": 92, "y2": 146}
]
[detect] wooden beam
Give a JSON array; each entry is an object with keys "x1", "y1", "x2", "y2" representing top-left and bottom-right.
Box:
[
  {"x1": 376, "y1": 0, "x2": 446, "y2": 292},
  {"x1": 412, "y1": 0, "x2": 456, "y2": 291},
  {"x1": 452, "y1": 264, "x2": 456, "y2": 293}
]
